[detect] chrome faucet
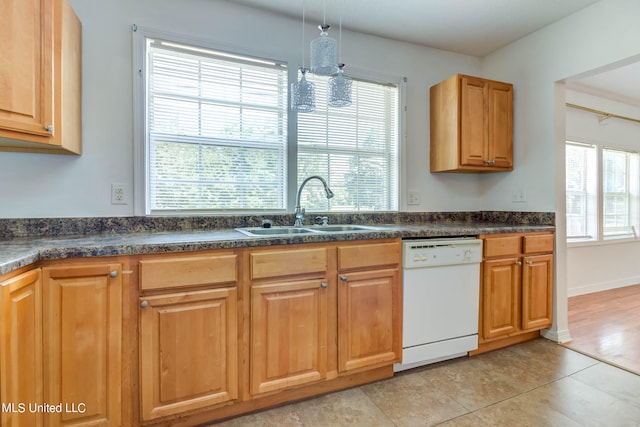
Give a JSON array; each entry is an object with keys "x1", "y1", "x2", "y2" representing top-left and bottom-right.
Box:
[{"x1": 294, "y1": 175, "x2": 334, "y2": 227}]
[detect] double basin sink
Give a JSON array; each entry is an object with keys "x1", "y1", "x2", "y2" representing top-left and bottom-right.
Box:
[{"x1": 236, "y1": 224, "x2": 381, "y2": 237}]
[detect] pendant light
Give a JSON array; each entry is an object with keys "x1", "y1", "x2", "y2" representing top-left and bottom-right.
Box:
[
  {"x1": 291, "y1": 1, "x2": 316, "y2": 112},
  {"x1": 310, "y1": 0, "x2": 338, "y2": 76},
  {"x1": 291, "y1": 68, "x2": 316, "y2": 113},
  {"x1": 328, "y1": 64, "x2": 352, "y2": 107},
  {"x1": 328, "y1": 7, "x2": 352, "y2": 107}
]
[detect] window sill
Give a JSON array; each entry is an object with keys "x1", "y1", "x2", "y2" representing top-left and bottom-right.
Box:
[{"x1": 567, "y1": 237, "x2": 640, "y2": 248}]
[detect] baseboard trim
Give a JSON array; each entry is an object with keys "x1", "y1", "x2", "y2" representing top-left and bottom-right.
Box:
[
  {"x1": 541, "y1": 327, "x2": 572, "y2": 343},
  {"x1": 568, "y1": 277, "x2": 640, "y2": 297}
]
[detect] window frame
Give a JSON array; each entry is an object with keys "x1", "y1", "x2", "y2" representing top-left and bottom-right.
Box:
[
  {"x1": 132, "y1": 27, "x2": 403, "y2": 216},
  {"x1": 565, "y1": 140, "x2": 640, "y2": 246},
  {"x1": 295, "y1": 72, "x2": 401, "y2": 213}
]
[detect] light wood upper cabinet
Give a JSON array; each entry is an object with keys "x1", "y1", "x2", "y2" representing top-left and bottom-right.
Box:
[
  {"x1": 139, "y1": 288, "x2": 238, "y2": 420},
  {"x1": 42, "y1": 262, "x2": 122, "y2": 426},
  {"x1": 431, "y1": 74, "x2": 513, "y2": 172},
  {"x1": 0, "y1": 268, "x2": 43, "y2": 427},
  {"x1": 0, "y1": 0, "x2": 82, "y2": 154}
]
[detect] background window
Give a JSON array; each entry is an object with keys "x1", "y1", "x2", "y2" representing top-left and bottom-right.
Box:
[
  {"x1": 566, "y1": 142, "x2": 597, "y2": 240},
  {"x1": 146, "y1": 39, "x2": 288, "y2": 213},
  {"x1": 602, "y1": 148, "x2": 639, "y2": 239},
  {"x1": 297, "y1": 74, "x2": 399, "y2": 212},
  {"x1": 565, "y1": 141, "x2": 639, "y2": 243}
]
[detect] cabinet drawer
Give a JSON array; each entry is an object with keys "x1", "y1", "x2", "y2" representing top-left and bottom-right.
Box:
[
  {"x1": 338, "y1": 242, "x2": 401, "y2": 271},
  {"x1": 140, "y1": 254, "x2": 237, "y2": 291},
  {"x1": 251, "y1": 248, "x2": 327, "y2": 280},
  {"x1": 483, "y1": 235, "x2": 521, "y2": 258},
  {"x1": 523, "y1": 234, "x2": 554, "y2": 254}
]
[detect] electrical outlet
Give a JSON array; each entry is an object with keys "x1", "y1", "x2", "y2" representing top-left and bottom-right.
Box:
[
  {"x1": 111, "y1": 183, "x2": 128, "y2": 205},
  {"x1": 407, "y1": 191, "x2": 420, "y2": 205}
]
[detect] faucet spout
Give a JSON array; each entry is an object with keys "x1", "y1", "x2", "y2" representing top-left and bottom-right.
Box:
[{"x1": 294, "y1": 175, "x2": 334, "y2": 227}]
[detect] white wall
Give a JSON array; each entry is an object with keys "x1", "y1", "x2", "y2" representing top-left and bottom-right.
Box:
[
  {"x1": 481, "y1": 0, "x2": 640, "y2": 342},
  {"x1": 565, "y1": 89, "x2": 640, "y2": 296},
  {"x1": 0, "y1": 0, "x2": 485, "y2": 218}
]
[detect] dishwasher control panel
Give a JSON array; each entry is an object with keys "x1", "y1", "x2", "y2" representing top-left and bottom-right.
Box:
[{"x1": 403, "y1": 238, "x2": 482, "y2": 268}]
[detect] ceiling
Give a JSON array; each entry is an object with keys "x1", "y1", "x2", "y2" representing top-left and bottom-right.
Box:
[
  {"x1": 567, "y1": 62, "x2": 640, "y2": 107},
  {"x1": 230, "y1": 0, "x2": 600, "y2": 56},
  {"x1": 232, "y1": 0, "x2": 637, "y2": 105}
]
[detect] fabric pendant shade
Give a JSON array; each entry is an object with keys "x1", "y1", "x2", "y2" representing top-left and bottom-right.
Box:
[{"x1": 310, "y1": 25, "x2": 338, "y2": 76}]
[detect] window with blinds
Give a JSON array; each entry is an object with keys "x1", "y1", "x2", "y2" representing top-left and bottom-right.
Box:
[
  {"x1": 297, "y1": 74, "x2": 399, "y2": 212},
  {"x1": 602, "y1": 148, "x2": 639, "y2": 239},
  {"x1": 566, "y1": 142, "x2": 597, "y2": 240},
  {"x1": 145, "y1": 39, "x2": 288, "y2": 213}
]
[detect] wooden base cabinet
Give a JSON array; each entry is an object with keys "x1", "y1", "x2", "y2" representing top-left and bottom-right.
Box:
[
  {"x1": 474, "y1": 232, "x2": 553, "y2": 354},
  {"x1": 139, "y1": 288, "x2": 238, "y2": 420},
  {"x1": 251, "y1": 280, "x2": 328, "y2": 394},
  {"x1": 248, "y1": 240, "x2": 402, "y2": 396},
  {"x1": 138, "y1": 252, "x2": 239, "y2": 421},
  {"x1": 0, "y1": 268, "x2": 43, "y2": 427},
  {"x1": 42, "y1": 262, "x2": 123, "y2": 427},
  {"x1": 249, "y1": 247, "x2": 330, "y2": 396}
]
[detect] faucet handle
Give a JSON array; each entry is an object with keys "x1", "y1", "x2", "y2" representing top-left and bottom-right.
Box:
[{"x1": 315, "y1": 216, "x2": 329, "y2": 226}]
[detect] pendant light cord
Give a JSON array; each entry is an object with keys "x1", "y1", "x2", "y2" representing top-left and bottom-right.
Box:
[
  {"x1": 323, "y1": 0, "x2": 326, "y2": 26},
  {"x1": 302, "y1": 0, "x2": 306, "y2": 69}
]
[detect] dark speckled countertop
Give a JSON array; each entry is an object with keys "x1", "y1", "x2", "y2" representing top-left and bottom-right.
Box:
[{"x1": 0, "y1": 212, "x2": 555, "y2": 276}]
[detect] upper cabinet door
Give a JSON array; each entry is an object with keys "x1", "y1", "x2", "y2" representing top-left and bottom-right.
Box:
[
  {"x1": 0, "y1": 0, "x2": 82, "y2": 154},
  {"x1": 487, "y1": 81, "x2": 513, "y2": 169},
  {"x1": 460, "y1": 76, "x2": 489, "y2": 166},
  {"x1": 0, "y1": 0, "x2": 54, "y2": 137}
]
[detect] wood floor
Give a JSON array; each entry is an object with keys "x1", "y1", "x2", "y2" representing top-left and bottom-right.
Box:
[{"x1": 563, "y1": 284, "x2": 640, "y2": 375}]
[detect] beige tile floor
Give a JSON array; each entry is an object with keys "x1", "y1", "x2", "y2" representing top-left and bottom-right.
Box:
[{"x1": 211, "y1": 338, "x2": 640, "y2": 426}]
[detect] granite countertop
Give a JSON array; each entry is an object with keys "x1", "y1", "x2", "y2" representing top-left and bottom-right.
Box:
[{"x1": 0, "y1": 220, "x2": 555, "y2": 276}]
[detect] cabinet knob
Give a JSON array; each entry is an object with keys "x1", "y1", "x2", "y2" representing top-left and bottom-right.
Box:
[
  {"x1": 45, "y1": 125, "x2": 55, "y2": 133},
  {"x1": 526, "y1": 260, "x2": 533, "y2": 265},
  {"x1": 109, "y1": 270, "x2": 118, "y2": 278},
  {"x1": 340, "y1": 275, "x2": 348, "y2": 281},
  {"x1": 320, "y1": 282, "x2": 328, "y2": 288},
  {"x1": 140, "y1": 300, "x2": 149, "y2": 309},
  {"x1": 515, "y1": 261, "x2": 522, "y2": 266}
]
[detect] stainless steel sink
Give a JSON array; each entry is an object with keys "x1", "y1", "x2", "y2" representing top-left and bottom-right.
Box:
[
  {"x1": 310, "y1": 225, "x2": 380, "y2": 232},
  {"x1": 235, "y1": 226, "x2": 316, "y2": 237},
  {"x1": 236, "y1": 224, "x2": 381, "y2": 237}
]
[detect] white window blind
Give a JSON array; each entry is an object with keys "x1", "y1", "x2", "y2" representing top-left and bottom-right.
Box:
[
  {"x1": 602, "y1": 148, "x2": 639, "y2": 239},
  {"x1": 297, "y1": 75, "x2": 399, "y2": 212},
  {"x1": 146, "y1": 39, "x2": 288, "y2": 212},
  {"x1": 565, "y1": 142, "x2": 597, "y2": 240}
]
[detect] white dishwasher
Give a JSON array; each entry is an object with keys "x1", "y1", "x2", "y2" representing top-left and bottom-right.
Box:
[{"x1": 394, "y1": 238, "x2": 483, "y2": 372}]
